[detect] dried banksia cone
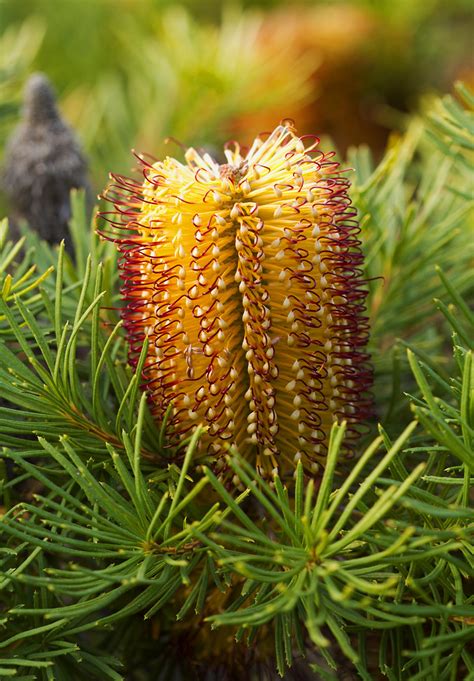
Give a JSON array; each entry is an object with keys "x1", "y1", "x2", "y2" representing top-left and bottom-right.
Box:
[
  {"x1": 1, "y1": 73, "x2": 90, "y2": 246},
  {"x1": 102, "y1": 123, "x2": 372, "y2": 478}
]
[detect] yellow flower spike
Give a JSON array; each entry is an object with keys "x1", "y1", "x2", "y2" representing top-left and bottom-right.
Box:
[{"x1": 101, "y1": 123, "x2": 372, "y2": 478}]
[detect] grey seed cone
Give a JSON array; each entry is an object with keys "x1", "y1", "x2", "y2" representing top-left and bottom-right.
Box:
[{"x1": 1, "y1": 72, "x2": 91, "y2": 245}]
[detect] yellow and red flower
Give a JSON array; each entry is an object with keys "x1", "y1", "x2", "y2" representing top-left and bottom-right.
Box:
[{"x1": 102, "y1": 123, "x2": 372, "y2": 478}]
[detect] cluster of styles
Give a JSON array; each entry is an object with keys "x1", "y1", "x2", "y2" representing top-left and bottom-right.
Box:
[{"x1": 103, "y1": 123, "x2": 373, "y2": 479}]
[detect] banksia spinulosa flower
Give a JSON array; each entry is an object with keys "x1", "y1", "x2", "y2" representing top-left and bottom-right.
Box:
[
  {"x1": 102, "y1": 123, "x2": 372, "y2": 478},
  {"x1": 1, "y1": 73, "x2": 90, "y2": 246}
]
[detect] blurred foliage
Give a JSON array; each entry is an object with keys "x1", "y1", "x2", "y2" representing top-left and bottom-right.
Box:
[
  {"x1": 0, "y1": 2, "x2": 314, "y2": 192},
  {"x1": 0, "y1": 0, "x2": 473, "y2": 196},
  {"x1": 0, "y1": 17, "x2": 44, "y2": 147},
  {"x1": 229, "y1": 0, "x2": 474, "y2": 154}
]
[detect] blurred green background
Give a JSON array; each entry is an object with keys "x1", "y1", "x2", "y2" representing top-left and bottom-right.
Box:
[{"x1": 1, "y1": 0, "x2": 473, "y2": 194}]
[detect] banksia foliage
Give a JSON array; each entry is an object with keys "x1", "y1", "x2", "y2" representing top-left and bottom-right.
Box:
[{"x1": 103, "y1": 123, "x2": 372, "y2": 477}]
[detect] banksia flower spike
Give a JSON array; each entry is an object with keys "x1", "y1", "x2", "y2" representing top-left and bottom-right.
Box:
[{"x1": 102, "y1": 123, "x2": 372, "y2": 478}]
